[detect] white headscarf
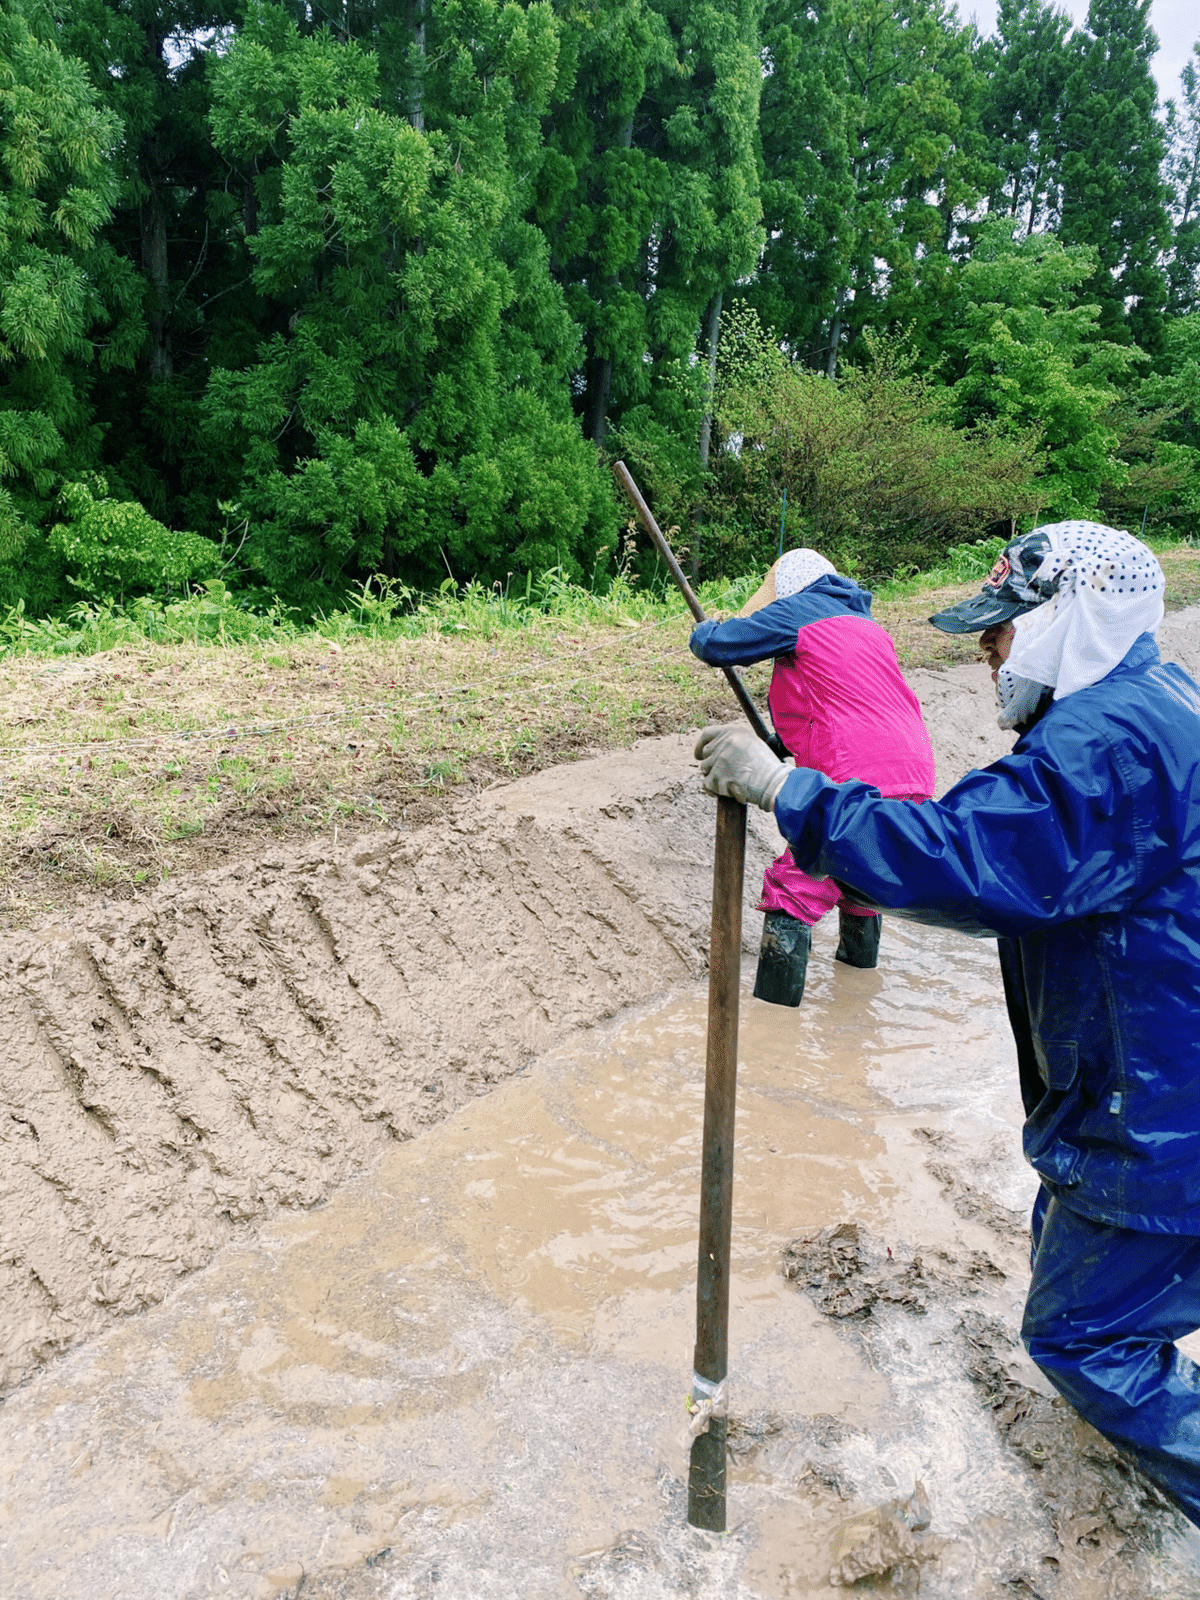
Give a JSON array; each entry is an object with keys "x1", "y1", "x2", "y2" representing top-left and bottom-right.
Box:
[
  {"x1": 997, "y1": 521, "x2": 1164, "y2": 728},
  {"x1": 775, "y1": 547, "x2": 837, "y2": 599}
]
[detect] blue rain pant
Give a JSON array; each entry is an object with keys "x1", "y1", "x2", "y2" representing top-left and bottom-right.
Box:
[{"x1": 1022, "y1": 1187, "x2": 1200, "y2": 1526}]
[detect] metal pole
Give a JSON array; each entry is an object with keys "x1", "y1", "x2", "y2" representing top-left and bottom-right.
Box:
[
  {"x1": 612, "y1": 461, "x2": 786, "y2": 759},
  {"x1": 687, "y1": 793, "x2": 746, "y2": 1531}
]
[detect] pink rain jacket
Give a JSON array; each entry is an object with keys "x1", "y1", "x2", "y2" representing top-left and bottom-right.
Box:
[{"x1": 690, "y1": 576, "x2": 935, "y2": 922}]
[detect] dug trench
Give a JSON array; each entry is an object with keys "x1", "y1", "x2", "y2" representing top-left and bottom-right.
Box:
[{"x1": 2, "y1": 616, "x2": 1200, "y2": 1599}]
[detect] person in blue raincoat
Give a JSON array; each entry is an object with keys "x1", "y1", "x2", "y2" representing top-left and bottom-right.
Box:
[{"x1": 693, "y1": 521, "x2": 1200, "y2": 1525}]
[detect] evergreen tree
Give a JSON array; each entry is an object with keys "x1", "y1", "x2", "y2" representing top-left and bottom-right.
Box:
[
  {"x1": 57, "y1": 0, "x2": 265, "y2": 534},
  {"x1": 1164, "y1": 42, "x2": 1200, "y2": 315},
  {"x1": 0, "y1": 0, "x2": 143, "y2": 605},
  {"x1": 979, "y1": 0, "x2": 1072, "y2": 234},
  {"x1": 746, "y1": 0, "x2": 853, "y2": 369},
  {"x1": 540, "y1": 0, "x2": 764, "y2": 445},
  {"x1": 946, "y1": 220, "x2": 1140, "y2": 514},
  {"x1": 771, "y1": 0, "x2": 991, "y2": 376},
  {"x1": 205, "y1": 2, "x2": 615, "y2": 599},
  {"x1": 537, "y1": 0, "x2": 671, "y2": 445},
  {"x1": 1057, "y1": 0, "x2": 1171, "y2": 352}
]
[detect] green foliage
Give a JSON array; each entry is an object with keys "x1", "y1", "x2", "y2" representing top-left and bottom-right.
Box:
[
  {"x1": 945, "y1": 223, "x2": 1140, "y2": 516},
  {"x1": 745, "y1": 0, "x2": 854, "y2": 367},
  {"x1": 1112, "y1": 311, "x2": 1200, "y2": 534},
  {"x1": 1165, "y1": 44, "x2": 1200, "y2": 315},
  {"x1": 0, "y1": 557, "x2": 759, "y2": 660},
  {"x1": 978, "y1": 0, "x2": 1072, "y2": 234},
  {"x1": 204, "y1": 4, "x2": 616, "y2": 598},
  {"x1": 48, "y1": 479, "x2": 219, "y2": 600},
  {"x1": 1141, "y1": 312, "x2": 1200, "y2": 438},
  {"x1": 0, "y1": 0, "x2": 1194, "y2": 623},
  {"x1": 542, "y1": 0, "x2": 764, "y2": 441},
  {"x1": 0, "y1": 0, "x2": 143, "y2": 586},
  {"x1": 747, "y1": 0, "x2": 992, "y2": 376},
  {"x1": 1057, "y1": 0, "x2": 1171, "y2": 351},
  {"x1": 705, "y1": 309, "x2": 1041, "y2": 578}
]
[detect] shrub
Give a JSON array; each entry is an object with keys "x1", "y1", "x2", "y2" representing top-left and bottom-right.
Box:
[
  {"x1": 706, "y1": 314, "x2": 1042, "y2": 579},
  {"x1": 48, "y1": 479, "x2": 219, "y2": 601}
]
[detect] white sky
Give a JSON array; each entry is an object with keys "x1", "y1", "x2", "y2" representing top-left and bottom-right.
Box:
[{"x1": 964, "y1": 0, "x2": 1197, "y2": 105}]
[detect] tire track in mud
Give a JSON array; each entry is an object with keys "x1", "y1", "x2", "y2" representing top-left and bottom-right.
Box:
[{"x1": 0, "y1": 736, "x2": 777, "y2": 1394}]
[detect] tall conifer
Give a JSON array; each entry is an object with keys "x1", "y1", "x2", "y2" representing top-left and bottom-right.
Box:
[
  {"x1": 1164, "y1": 44, "x2": 1200, "y2": 315},
  {"x1": 754, "y1": 0, "x2": 989, "y2": 376},
  {"x1": 979, "y1": 0, "x2": 1072, "y2": 234},
  {"x1": 541, "y1": 0, "x2": 763, "y2": 446},
  {"x1": 1058, "y1": 0, "x2": 1171, "y2": 352}
]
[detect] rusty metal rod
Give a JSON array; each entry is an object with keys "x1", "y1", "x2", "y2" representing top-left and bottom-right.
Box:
[
  {"x1": 612, "y1": 461, "x2": 786, "y2": 759},
  {"x1": 687, "y1": 793, "x2": 746, "y2": 1530}
]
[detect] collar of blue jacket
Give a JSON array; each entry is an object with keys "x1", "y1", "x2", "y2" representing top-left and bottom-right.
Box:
[{"x1": 793, "y1": 573, "x2": 873, "y2": 615}]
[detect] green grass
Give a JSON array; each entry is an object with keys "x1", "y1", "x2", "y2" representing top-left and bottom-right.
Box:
[
  {"x1": 0, "y1": 568, "x2": 768, "y2": 662},
  {"x1": 0, "y1": 541, "x2": 1195, "y2": 926}
]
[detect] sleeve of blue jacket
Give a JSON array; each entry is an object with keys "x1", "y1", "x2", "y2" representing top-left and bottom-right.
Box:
[
  {"x1": 689, "y1": 608, "x2": 801, "y2": 666},
  {"x1": 773, "y1": 719, "x2": 1146, "y2": 939}
]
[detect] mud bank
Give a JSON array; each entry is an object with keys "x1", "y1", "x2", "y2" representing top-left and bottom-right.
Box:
[
  {"x1": 0, "y1": 616, "x2": 1196, "y2": 1401},
  {"x1": 0, "y1": 744, "x2": 787, "y2": 1393}
]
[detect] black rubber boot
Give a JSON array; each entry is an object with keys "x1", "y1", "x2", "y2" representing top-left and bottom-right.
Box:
[
  {"x1": 753, "y1": 911, "x2": 812, "y2": 1007},
  {"x1": 835, "y1": 910, "x2": 882, "y2": 969}
]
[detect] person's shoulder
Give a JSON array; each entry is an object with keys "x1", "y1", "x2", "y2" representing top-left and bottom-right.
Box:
[
  {"x1": 1028, "y1": 651, "x2": 1200, "y2": 773},
  {"x1": 1087, "y1": 646, "x2": 1200, "y2": 734},
  {"x1": 1142, "y1": 658, "x2": 1200, "y2": 720}
]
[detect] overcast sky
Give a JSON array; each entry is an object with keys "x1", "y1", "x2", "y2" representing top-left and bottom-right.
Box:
[{"x1": 964, "y1": 0, "x2": 1197, "y2": 106}]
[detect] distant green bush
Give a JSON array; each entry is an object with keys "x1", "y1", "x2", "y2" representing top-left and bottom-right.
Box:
[
  {"x1": 48, "y1": 480, "x2": 219, "y2": 602},
  {"x1": 703, "y1": 313, "x2": 1042, "y2": 580}
]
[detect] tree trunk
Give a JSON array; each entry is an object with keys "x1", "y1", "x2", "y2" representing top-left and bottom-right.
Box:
[
  {"x1": 407, "y1": 0, "x2": 426, "y2": 132},
  {"x1": 825, "y1": 285, "x2": 846, "y2": 380},
  {"x1": 140, "y1": 140, "x2": 172, "y2": 381},
  {"x1": 697, "y1": 288, "x2": 723, "y2": 470},
  {"x1": 691, "y1": 288, "x2": 723, "y2": 582},
  {"x1": 1028, "y1": 159, "x2": 1046, "y2": 236},
  {"x1": 139, "y1": 23, "x2": 172, "y2": 381},
  {"x1": 584, "y1": 113, "x2": 635, "y2": 447},
  {"x1": 586, "y1": 353, "x2": 614, "y2": 446}
]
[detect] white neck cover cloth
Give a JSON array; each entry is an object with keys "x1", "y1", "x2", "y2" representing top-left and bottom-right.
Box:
[
  {"x1": 999, "y1": 522, "x2": 1164, "y2": 723},
  {"x1": 775, "y1": 547, "x2": 837, "y2": 599}
]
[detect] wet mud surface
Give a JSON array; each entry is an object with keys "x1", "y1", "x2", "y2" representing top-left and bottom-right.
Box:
[
  {"x1": 4, "y1": 627, "x2": 1200, "y2": 1598},
  {"x1": 0, "y1": 740, "x2": 790, "y2": 1392},
  {"x1": 4, "y1": 918, "x2": 1200, "y2": 1598}
]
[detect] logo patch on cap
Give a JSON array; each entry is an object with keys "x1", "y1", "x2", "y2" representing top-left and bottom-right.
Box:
[{"x1": 986, "y1": 555, "x2": 1012, "y2": 590}]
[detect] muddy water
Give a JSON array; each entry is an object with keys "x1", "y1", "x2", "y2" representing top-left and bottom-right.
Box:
[{"x1": 2, "y1": 916, "x2": 1198, "y2": 1599}]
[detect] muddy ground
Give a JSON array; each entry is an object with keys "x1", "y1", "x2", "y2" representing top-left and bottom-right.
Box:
[{"x1": 1, "y1": 613, "x2": 1199, "y2": 1599}]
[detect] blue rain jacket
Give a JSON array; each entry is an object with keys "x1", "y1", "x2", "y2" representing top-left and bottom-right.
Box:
[{"x1": 772, "y1": 634, "x2": 1200, "y2": 1234}]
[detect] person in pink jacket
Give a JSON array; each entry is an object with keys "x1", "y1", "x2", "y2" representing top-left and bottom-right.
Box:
[{"x1": 689, "y1": 548, "x2": 936, "y2": 1005}]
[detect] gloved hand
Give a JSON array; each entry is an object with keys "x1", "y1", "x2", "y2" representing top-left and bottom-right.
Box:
[{"x1": 694, "y1": 723, "x2": 789, "y2": 812}]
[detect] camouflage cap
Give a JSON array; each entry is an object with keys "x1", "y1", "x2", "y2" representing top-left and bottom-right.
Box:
[{"x1": 930, "y1": 527, "x2": 1057, "y2": 634}]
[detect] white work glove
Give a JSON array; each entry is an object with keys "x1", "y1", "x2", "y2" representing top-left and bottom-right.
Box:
[{"x1": 694, "y1": 723, "x2": 789, "y2": 812}]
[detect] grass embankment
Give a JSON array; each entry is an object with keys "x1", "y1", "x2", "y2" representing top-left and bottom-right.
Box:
[{"x1": 1, "y1": 546, "x2": 1196, "y2": 927}]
